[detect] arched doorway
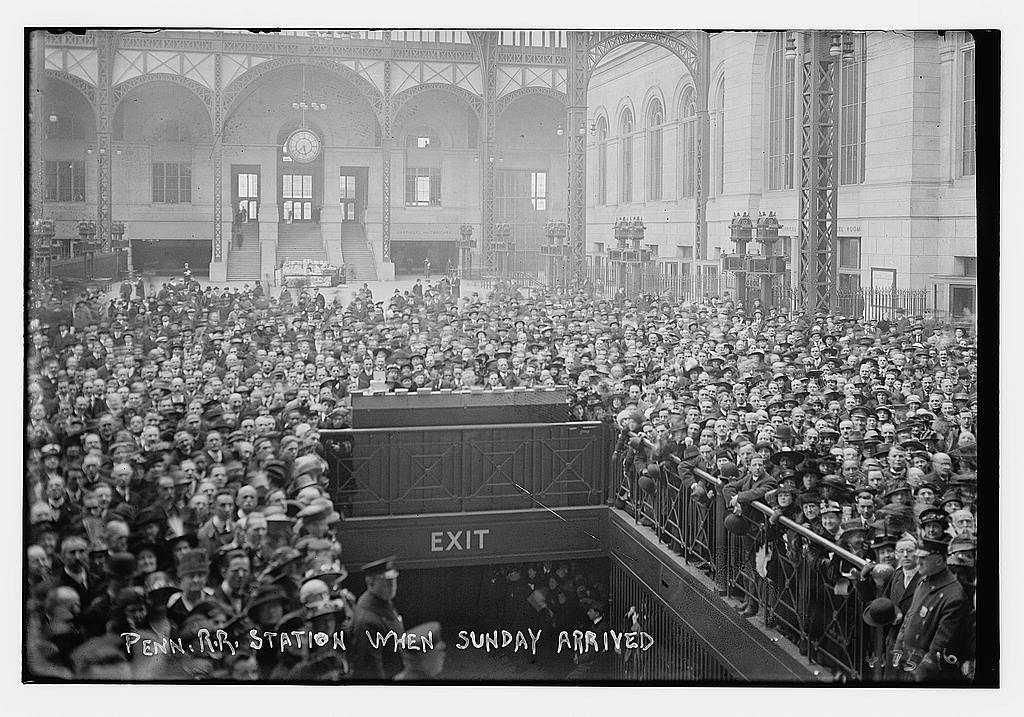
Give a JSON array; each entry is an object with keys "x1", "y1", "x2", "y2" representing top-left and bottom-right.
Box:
[{"x1": 113, "y1": 79, "x2": 214, "y2": 274}]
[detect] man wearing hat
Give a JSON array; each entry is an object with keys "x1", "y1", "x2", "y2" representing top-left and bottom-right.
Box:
[
  {"x1": 893, "y1": 536, "x2": 971, "y2": 682},
  {"x1": 351, "y1": 556, "x2": 404, "y2": 680}
]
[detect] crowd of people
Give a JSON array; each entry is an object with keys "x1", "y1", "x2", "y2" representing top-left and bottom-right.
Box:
[
  {"x1": 24, "y1": 268, "x2": 979, "y2": 682},
  {"x1": 613, "y1": 295, "x2": 979, "y2": 682}
]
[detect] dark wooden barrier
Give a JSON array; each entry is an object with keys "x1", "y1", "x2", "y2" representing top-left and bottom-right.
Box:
[{"x1": 321, "y1": 421, "x2": 609, "y2": 517}]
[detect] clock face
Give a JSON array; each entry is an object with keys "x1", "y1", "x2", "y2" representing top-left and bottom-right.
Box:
[{"x1": 286, "y1": 129, "x2": 322, "y2": 164}]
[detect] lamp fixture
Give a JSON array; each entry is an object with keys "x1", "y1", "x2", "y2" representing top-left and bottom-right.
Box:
[
  {"x1": 842, "y1": 32, "x2": 856, "y2": 63},
  {"x1": 784, "y1": 33, "x2": 797, "y2": 60},
  {"x1": 555, "y1": 122, "x2": 564, "y2": 137},
  {"x1": 292, "y1": 65, "x2": 327, "y2": 122},
  {"x1": 829, "y1": 33, "x2": 842, "y2": 58},
  {"x1": 589, "y1": 120, "x2": 597, "y2": 136},
  {"x1": 48, "y1": 114, "x2": 58, "y2": 123},
  {"x1": 577, "y1": 124, "x2": 586, "y2": 136}
]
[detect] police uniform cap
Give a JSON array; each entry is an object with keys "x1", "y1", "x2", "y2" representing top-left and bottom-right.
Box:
[
  {"x1": 361, "y1": 555, "x2": 399, "y2": 579},
  {"x1": 918, "y1": 507, "x2": 949, "y2": 525},
  {"x1": 917, "y1": 535, "x2": 951, "y2": 556}
]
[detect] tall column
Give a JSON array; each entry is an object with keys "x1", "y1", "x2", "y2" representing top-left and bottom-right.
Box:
[
  {"x1": 211, "y1": 46, "x2": 226, "y2": 278},
  {"x1": 566, "y1": 31, "x2": 589, "y2": 279},
  {"x1": 381, "y1": 43, "x2": 393, "y2": 266},
  {"x1": 29, "y1": 31, "x2": 45, "y2": 223},
  {"x1": 797, "y1": 31, "x2": 839, "y2": 314},
  {"x1": 479, "y1": 32, "x2": 498, "y2": 272},
  {"x1": 694, "y1": 32, "x2": 712, "y2": 261},
  {"x1": 95, "y1": 31, "x2": 115, "y2": 251}
]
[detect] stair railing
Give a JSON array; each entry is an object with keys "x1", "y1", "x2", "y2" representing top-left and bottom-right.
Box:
[{"x1": 364, "y1": 232, "x2": 379, "y2": 281}]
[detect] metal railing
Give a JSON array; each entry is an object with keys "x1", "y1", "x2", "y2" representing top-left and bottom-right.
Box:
[
  {"x1": 321, "y1": 422, "x2": 610, "y2": 518},
  {"x1": 615, "y1": 432, "x2": 882, "y2": 682},
  {"x1": 585, "y1": 261, "x2": 932, "y2": 319}
]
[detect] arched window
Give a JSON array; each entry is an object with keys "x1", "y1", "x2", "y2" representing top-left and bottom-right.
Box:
[
  {"x1": 597, "y1": 116, "x2": 609, "y2": 205},
  {"x1": 839, "y1": 33, "x2": 867, "y2": 185},
  {"x1": 712, "y1": 78, "x2": 725, "y2": 196},
  {"x1": 646, "y1": 98, "x2": 664, "y2": 201},
  {"x1": 679, "y1": 88, "x2": 696, "y2": 198},
  {"x1": 620, "y1": 108, "x2": 634, "y2": 203},
  {"x1": 767, "y1": 33, "x2": 795, "y2": 191},
  {"x1": 406, "y1": 128, "x2": 441, "y2": 149},
  {"x1": 961, "y1": 32, "x2": 976, "y2": 176}
]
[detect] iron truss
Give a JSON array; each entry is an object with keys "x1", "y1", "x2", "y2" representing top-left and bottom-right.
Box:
[{"x1": 797, "y1": 32, "x2": 839, "y2": 314}]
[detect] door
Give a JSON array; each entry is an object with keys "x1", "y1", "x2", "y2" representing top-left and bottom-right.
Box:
[
  {"x1": 950, "y1": 284, "x2": 976, "y2": 319},
  {"x1": 339, "y1": 166, "x2": 369, "y2": 224},
  {"x1": 340, "y1": 173, "x2": 357, "y2": 222},
  {"x1": 232, "y1": 166, "x2": 260, "y2": 223},
  {"x1": 282, "y1": 174, "x2": 313, "y2": 222}
]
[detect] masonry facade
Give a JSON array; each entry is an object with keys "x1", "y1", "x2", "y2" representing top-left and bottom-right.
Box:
[{"x1": 585, "y1": 31, "x2": 978, "y2": 318}]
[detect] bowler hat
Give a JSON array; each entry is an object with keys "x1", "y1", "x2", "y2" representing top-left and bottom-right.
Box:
[
  {"x1": 862, "y1": 597, "x2": 897, "y2": 627},
  {"x1": 724, "y1": 513, "x2": 751, "y2": 536},
  {"x1": 106, "y1": 552, "x2": 138, "y2": 579}
]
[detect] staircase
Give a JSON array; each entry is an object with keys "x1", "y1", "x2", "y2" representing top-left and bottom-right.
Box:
[
  {"x1": 340, "y1": 223, "x2": 378, "y2": 281},
  {"x1": 277, "y1": 223, "x2": 326, "y2": 263},
  {"x1": 226, "y1": 223, "x2": 261, "y2": 281}
]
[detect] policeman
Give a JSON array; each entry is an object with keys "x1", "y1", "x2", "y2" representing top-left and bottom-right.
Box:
[
  {"x1": 350, "y1": 555, "x2": 404, "y2": 680},
  {"x1": 892, "y1": 536, "x2": 970, "y2": 682}
]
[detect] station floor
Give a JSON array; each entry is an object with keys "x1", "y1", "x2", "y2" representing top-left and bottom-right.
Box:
[{"x1": 100, "y1": 273, "x2": 493, "y2": 307}]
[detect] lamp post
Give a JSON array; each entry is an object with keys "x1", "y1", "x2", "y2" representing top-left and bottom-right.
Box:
[
  {"x1": 457, "y1": 223, "x2": 475, "y2": 280},
  {"x1": 494, "y1": 222, "x2": 513, "y2": 278},
  {"x1": 541, "y1": 219, "x2": 568, "y2": 287},
  {"x1": 77, "y1": 220, "x2": 98, "y2": 280},
  {"x1": 608, "y1": 216, "x2": 650, "y2": 297},
  {"x1": 728, "y1": 211, "x2": 753, "y2": 305},
  {"x1": 754, "y1": 211, "x2": 782, "y2": 310},
  {"x1": 110, "y1": 221, "x2": 129, "y2": 275},
  {"x1": 30, "y1": 218, "x2": 56, "y2": 282}
]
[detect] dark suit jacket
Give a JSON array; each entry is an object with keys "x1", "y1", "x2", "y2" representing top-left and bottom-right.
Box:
[
  {"x1": 887, "y1": 569, "x2": 922, "y2": 619},
  {"x1": 722, "y1": 472, "x2": 779, "y2": 506},
  {"x1": 58, "y1": 566, "x2": 97, "y2": 607}
]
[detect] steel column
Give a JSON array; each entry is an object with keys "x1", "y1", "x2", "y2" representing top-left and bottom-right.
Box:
[
  {"x1": 567, "y1": 31, "x2": 589, "y2": 279},
  {"x1": 95, "y1": 31, "x2": 115, "y2": 251},
  {"x1": 212, "y1": 44, "x2": 224, "y2": 264},
  {"x1": 797, "y1": 31, "x2": 839, "y2": 314},
  {"x1": 29, "y1": 31, "x2": 45, "y2": 223},
  {"x1": 694, "y1": 32, "x2": 711, "y2": 260},
  {"x1": 478, "y1": 33, "x2": 498, "y2": 271},
  {"x1": 381, "y1": 38, "x2": 393, "y2": 263}
]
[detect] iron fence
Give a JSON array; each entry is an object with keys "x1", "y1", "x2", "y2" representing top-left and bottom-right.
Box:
[
  {"x1": 615, "y1": 432, "x2": 883, "y2": 682},
  {"x1": 609, "y1": 560, "x2": 734, "y2": 682},
  {"x1": 583, "y1": 261, "x2": 931, "y2": 319}
]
